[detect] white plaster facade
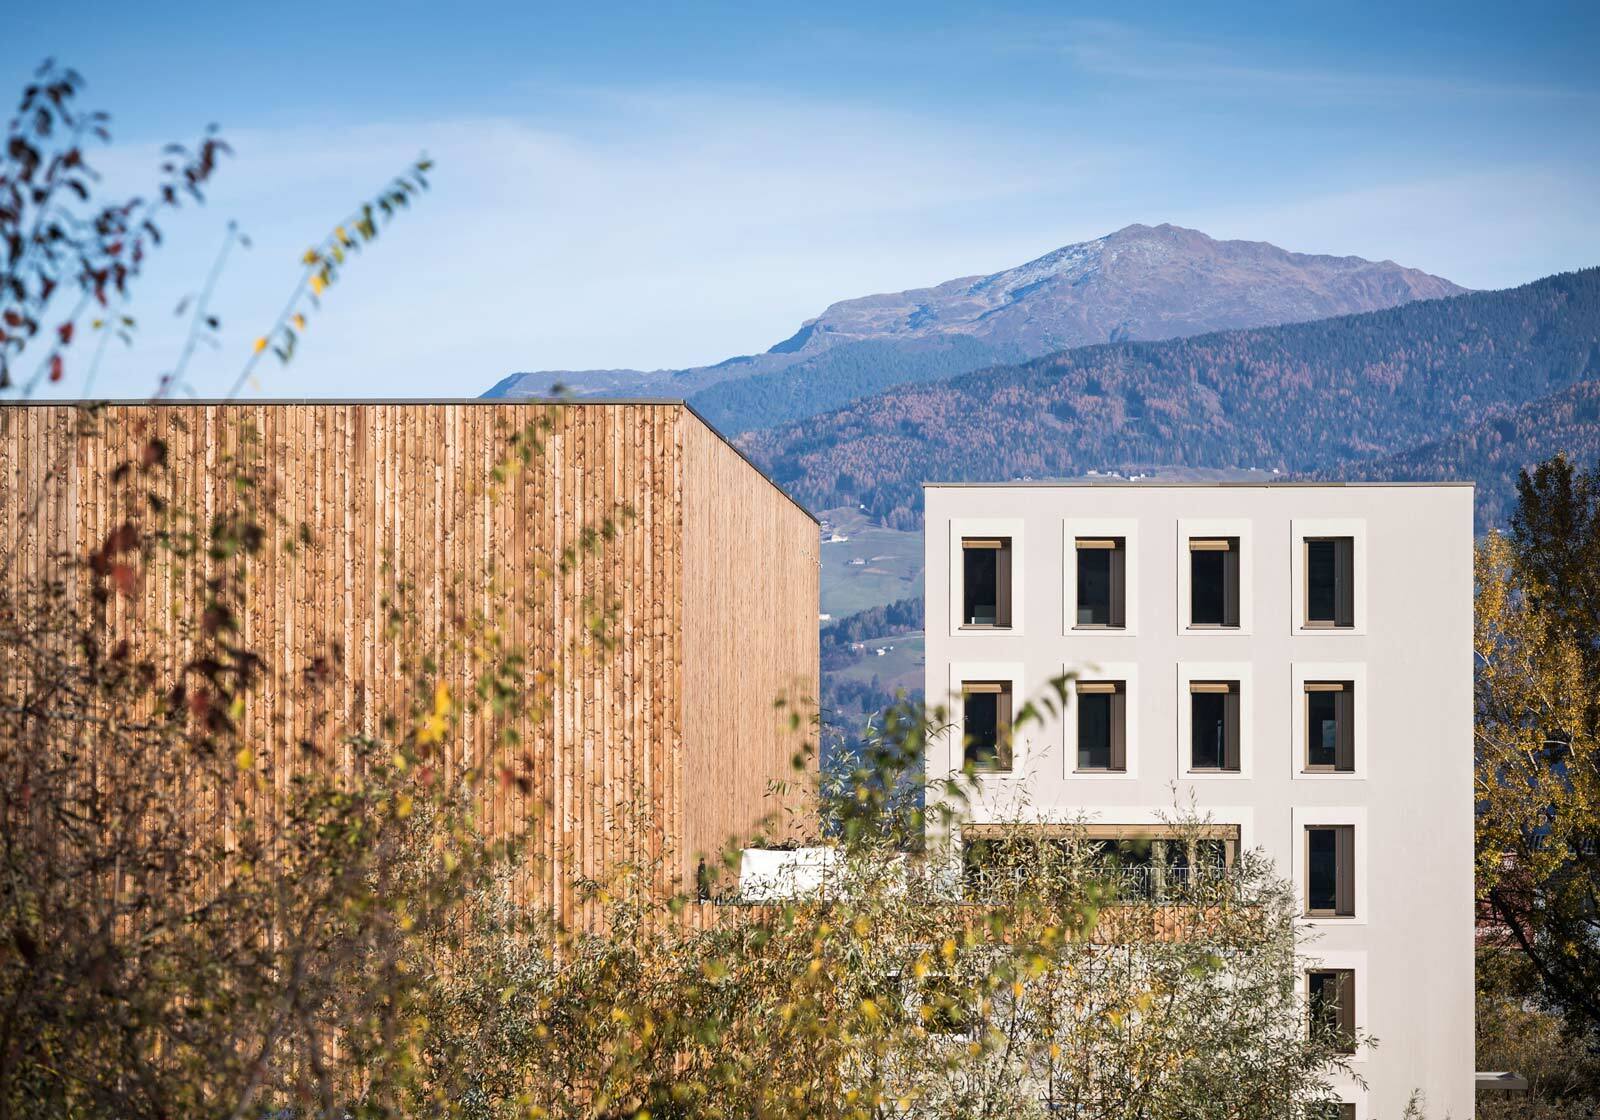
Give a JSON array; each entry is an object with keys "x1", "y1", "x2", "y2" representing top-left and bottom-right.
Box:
[{"x1": 924, "y1": 481, "x2": 1474, "y2": 1119}]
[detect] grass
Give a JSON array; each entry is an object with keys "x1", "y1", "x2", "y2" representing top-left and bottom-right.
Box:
[
  {"x1": 829, "y1": 633, "x2": 925, "y2": 698},
  {"x1": 818, "y1": 505, "x2": 924, "y2": 619}
]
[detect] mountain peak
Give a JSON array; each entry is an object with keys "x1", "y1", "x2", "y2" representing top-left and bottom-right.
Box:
[
  {"x1": 488, "y1": 225, "x2": 1465, "y2": 435},
  {"x1": 796, "y1": 224, "x2": 1463, "y2": 352}
]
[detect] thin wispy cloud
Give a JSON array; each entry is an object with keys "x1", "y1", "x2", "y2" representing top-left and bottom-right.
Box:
[{"x1": 1032, "y1": 18, "x2": 1596, "y2": 104}]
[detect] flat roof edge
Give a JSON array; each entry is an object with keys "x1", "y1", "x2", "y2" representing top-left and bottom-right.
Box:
[{"x1": 922, "y1": 480, "x2": 1476, "y2": 489}]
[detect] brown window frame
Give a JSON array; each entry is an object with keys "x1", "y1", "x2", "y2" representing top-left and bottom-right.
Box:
[
  {"x1": 1188, "y1": 680, "x2": 1241, "y2": 772},
  {"x1": 1074, "y1": 536, "x2": 1127, "y2": 629},
  {"x1": 960, "y1": 537, "x2": 1013, "y2": 629},
  {"x1": 1075, "y1": 680, "x2": 1127, "y2": 773},
  {"x1": 1304, "y1": 824, "x2": 1356, "y2": 918},
  {"x1": 1307, "y1": 968, "x2": 1357, "y2": 1054},
  {"x1": 961, "y1": 680, "x2": 1013, "y2": 774},
  {"x1": 1188, "y1": 536, "x2": 1241, "y2": 629},
  {"x1": 1304, "y1": 681, "x2": 1356, "y2": 773},
  {"x1": 1304, "y1": 536, "x2": 1355, "y2": 628}
]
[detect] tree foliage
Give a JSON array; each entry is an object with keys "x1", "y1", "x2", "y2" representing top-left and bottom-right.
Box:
[{"x1": 1475, "y1": 454, "x2": 1600, "y2": 1036}]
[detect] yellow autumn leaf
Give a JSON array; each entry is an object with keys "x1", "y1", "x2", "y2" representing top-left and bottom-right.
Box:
[
  {"x1": 292, "y1": 313, "x2": 306, "y2": 330},
  {"x1": 417, "y1": 682, "x2": 452, "y2": 744},
  {"x1": 395, "y1": 792, "x2": 414, "y2": 819},
  {"x1": 252, "y1": 336, "x2": 267, "y2": 354},
  {"x1": 310, "y1": 274, "x2": 326, "y2": 296},
  {"x1": 235, "y1": 747, "x2": 253, "y2": 770}
]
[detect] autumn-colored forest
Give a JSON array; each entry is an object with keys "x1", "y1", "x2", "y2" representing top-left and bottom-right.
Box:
[{"x1": 742, "y1": 268, "x2": 1600, "y2": 530}]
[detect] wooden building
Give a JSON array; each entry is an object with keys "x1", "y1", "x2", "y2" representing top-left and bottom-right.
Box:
[{"x1": 1, "y1": 401, "x2": 819, "y2": 922}]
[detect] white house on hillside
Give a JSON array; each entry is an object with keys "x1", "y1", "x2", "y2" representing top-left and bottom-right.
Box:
[{"x1": 923, "y1": 480, "x2": 1474, "y2": 1119}]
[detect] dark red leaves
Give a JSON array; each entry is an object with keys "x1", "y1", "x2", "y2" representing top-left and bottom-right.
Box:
[
  {"x1": 48, "y1": 353, "x2": 62, "y2": 381},
  {"x1": 57, "y1": 320, "x2": 72, "y2": 344},
  {"x1": 109, "y1": 562, "x2": 136, "y2": 596},
  {"x1": 89, "y1": 521, "x2": 141, "y2": 579}
]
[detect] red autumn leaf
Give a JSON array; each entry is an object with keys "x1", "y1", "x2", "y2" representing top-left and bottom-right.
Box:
[
  {"x1": 49, "y1": 354, "x2": 63, "y2": 381},
  {"x1": 188, "y1": 688, "x2": 211, "y2": 719},
  {"x1": 57, "y1": 321, "x2": 73, "y2": 344},
  {"x1": 110, "y1": 562, "x2": 137, "y2": 596}
]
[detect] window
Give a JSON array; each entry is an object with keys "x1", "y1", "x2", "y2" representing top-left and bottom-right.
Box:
[
  {"x1": 1305, "y1": 825, "x2": 1355, "y2": 917},
  {"x1": 1308, "y1": 969, "x2": 1357, "y2": 1054},
  {"x1": 1076, "y1": 681, "x2": 1127, "y2": 772},
  {"x1": 962, "y1": 681, "x2": 1012, "y2": 772},
  {"x1": 1305, "y1": 682, "x2": 1355, "y2": 772},
  {"x1": 1305, "y1": 537, "x2": 1355, "y2": 628},
  {"x1": 962, "y1": 823, "x2": 1239, "y2": 903},
  {"x1": 1075, "y1": 537, "x2": 1126, "y2": 627},
  {"x1": 1309, "y1": 1102, "x2": 1358, "y2": 1120},
  {"x1": 1189, "y1": 681, "x2": 1241, "y2": 772},
  {"x1": 961, "y1": 537, "x2": 1012, "y2": 627},
  {"x1": 1189, "y1": 537, "x2": 1240, "y2": 627}
]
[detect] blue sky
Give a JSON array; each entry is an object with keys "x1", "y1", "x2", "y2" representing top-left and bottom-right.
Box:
[{"x1": 12, "y1": 0, "x2": 1600, "y2": 399}]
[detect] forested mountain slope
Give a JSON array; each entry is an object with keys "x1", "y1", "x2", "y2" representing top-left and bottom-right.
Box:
[
  {"x1": 739, "y1": 269, "x2": 1600, "y2": 528},
  {"x1": 1340, "y1": 377, "x2": 1600, "y2": 528}
]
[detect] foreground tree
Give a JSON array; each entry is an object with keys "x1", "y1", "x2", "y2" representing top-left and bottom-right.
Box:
[{"x1": 1476, "y1": 455, "x2": 1600, "y2": 1037}]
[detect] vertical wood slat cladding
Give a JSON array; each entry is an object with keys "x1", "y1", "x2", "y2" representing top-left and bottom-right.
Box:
[
  {"x1": 1, "y1": 402, "x2": 818, "y2": 925},
  {"x1": 678, "y1": 416, "x2": 820, "y2": 886}
]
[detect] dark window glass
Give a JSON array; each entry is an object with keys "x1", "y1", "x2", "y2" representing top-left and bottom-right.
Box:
[
  {"x1": 1308, "y1": 827, "x2": 1339, "y2": 913},
  {"x1": 1078, "y1": 548, "x2": 1111, "y2": 625},
  {"x1": 1075, "y1": 539, "x2": 1125, "y2": 627},
  {"x1": 1192, "y1": 691, "x2": 1225, "y2": 769},
  {"x1": 963, "y1": 683, "x2": 1012, "y2": 772},
  {"x1": 1189, "y1": 684, "x2": 1239, "y2": 771},
  {"x1": 1307, "y1": 539, "x2": 1337, "y2": 622},
  {"x1": 1306, "y1": 537, "x2": 1354, "y2": 626},
  {"x1": 965, "y1": 691, "x2": 998, "y2": 769},
  {"x1": 1308, "y1": 690, "x2": 1339, "y2": 768},
  {"x1": 1190, "y1": 539, "x2": 1240, "y2": 626},
  {"x1": 1305, "y1": 684, "x2": 1355, "y2": 772},
  {"x1": 963, "y1": 547, "x2": 996, "y2": 625},
  {"x1": 1308, "y1": 970, "x2": 1356, "y2": 1054},
  {"x1": 1079, "y1": 692, "x2": 1111, "y2": 770}
]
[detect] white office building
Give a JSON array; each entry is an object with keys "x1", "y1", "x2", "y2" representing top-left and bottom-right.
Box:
[{"x1": 923, "y1": 481, "x2": 1474, "y2": 1119}]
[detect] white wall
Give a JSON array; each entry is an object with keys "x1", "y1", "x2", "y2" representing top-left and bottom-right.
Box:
[{"x1": 924, "y1": 482, "x2": 1475, "y2": 1120}]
